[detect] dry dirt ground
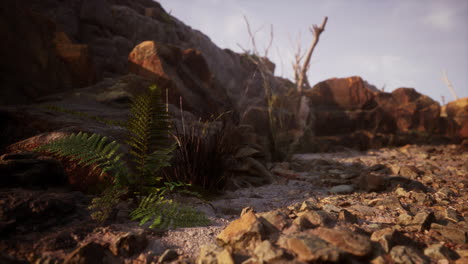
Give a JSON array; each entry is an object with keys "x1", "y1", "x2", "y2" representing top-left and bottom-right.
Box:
[{"x1": 1, "y1": 144, "x2": 467, "y2": 263}]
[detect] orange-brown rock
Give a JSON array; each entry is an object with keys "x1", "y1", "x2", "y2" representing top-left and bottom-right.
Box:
[
  {"x1": 310, "y1": 227, "x2": 372, "y2": 257},
  {"x1": 376, "y1": 88, "x2": 441, "y2": 133},
  {"x1": 217, "y1": 211, "x2": 264, "y2": 251},
  {"x1": 306, "y1": 76, "x2": 379, "y2": 110},
  {"x1": 128, "y1": 41, "x2": 229, "y2": 117},
  {"x1": 445, "y1": 97, "x2": 468, "y2": 139},
  {"x1": 299, "y1": 77, "x2": 447, "y2": 150},
  {"x1": 53, "y1": 32, "x2": 96, "y2": 87}
]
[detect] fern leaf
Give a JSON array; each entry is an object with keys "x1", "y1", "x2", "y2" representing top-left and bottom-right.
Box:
[
  {"x1": 34, "y1": 132, "x2": 128, "y2": 184},
  {"x1": 129, "y1": 193, "x2": 209, "y2": 229},
  {"x1": 125, "y1": 84, "x2": 173, "y2": 185}
]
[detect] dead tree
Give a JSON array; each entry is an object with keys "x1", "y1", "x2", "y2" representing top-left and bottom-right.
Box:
[
  {"x1": 441, "y1": 70, "x2": 459, "y2": 100},
  {"x1": 238, "y1": 16, "x2": 279, "y2": 159},
  {"x1": 295, "y1": 16, "x2": 328, "y2": 93}
]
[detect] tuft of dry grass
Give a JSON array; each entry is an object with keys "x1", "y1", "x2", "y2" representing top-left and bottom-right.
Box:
[{"x1": 162, "y1": 118, "x2": 240, "y2": 193}]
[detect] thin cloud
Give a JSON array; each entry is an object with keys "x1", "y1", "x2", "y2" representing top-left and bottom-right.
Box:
[{"x1": 423, "y1": 8, "x2": 455, "y2": 31}]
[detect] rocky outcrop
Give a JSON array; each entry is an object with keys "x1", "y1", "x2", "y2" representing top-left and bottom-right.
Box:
[
  {"x1": 128, "y1": 41, "x2": 230, "y2": 117},
  {"x1": 0, "y1": 152, "x2": 67, "y2": 188},
  {"x1": 445, "y1": 97, "x2": 468, "y2": 139},
  {"x1": 0, "y1": 0, "x2": 91, "y2": 105},
  {"x1": 26, "y1": 0, "x2": 281, "y2": 113},
  {"x1": 376, "y1": 87, "x2": 441, "y2": 133},
  {"x1": 296, "y1": 77, "x2": 449, "y2": 151}
]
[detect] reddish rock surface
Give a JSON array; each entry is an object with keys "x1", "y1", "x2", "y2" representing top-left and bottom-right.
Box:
[
  {"x1": 376, "y1": 87, "x2": 441, "y2": 133},
  {"x1": 53, "y1": 32, "x2": 96, "y2": 87},
  {"x1": 0, "y1": 0, "x2": 75, "y2": 105},
  {"x1": 128, "y1": 41, "x2": 230, "y2": 117},
  {"x1": 445, "y1": 97, "x2": 468, "y2": 139},
  {"x1": 305, "y1": 76, "x2": 379, "y2": 110},
  {"x1": 298, "y1": 77, "x2": 452, "y2": 150}
]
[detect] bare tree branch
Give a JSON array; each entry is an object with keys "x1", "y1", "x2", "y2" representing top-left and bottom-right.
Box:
[
  {"x1": 441, "y1": 70, "x2": 458, "y2": 100},
  {"x1": 296, "y1": 16, "x2": 328, "y2": 93}
]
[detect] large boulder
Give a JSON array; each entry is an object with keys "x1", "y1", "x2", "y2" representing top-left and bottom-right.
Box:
[
  {"x1": 376, "y1": 88, "x2": 441, "y2": 134},
  {"x1": 305, "y1": 76, "x2": 379, "y2": 110},
  {"x1": 445, "y1": 97, "x2": 468, "y2": 139},
  {"x1": 303, "y1": 76, "x2": 384, "y2": 139},
  {"x1": 297, "y1": 77, "x2": 446, "y2": 151},
  {"x1": 128, "y1": 41, "x2": 230, "y2": 117}
]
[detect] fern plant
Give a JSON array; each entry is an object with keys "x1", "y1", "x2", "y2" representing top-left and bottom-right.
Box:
[
  {"x1": 34, "y1": 84, "x2": 209, "y2": 229},
  {"x1": 34, "y1": 132, "x2": 129, "y2": 186},
  {"x1": 130, "y1": 192, "x2": 209, "y2": 229}
]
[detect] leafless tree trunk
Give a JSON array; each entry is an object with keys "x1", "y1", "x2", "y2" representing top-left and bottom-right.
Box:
[
  {"x1": 238, "y1": 16, "x2": 279, "y2": 159},
  {"x1": 296, "y1": 16, "x2": 328, "y2": 93},
  {"x1": 441, "y1": 70, "x2": 458, "y2": 100}
]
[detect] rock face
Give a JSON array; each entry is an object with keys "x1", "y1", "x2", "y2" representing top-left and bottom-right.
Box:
[
  {"x1": 376, "y1": 87, "x2": 441, "y2": 133},
  {"x1": 0, "y1": 0, "x2": 91, "y2": 105},
  {"x1": 0, "y1": 152, "x2": 67, "y2": 188},
  {"x1": 128, "y1": 41, "x2": 230, "y2": 117},
  {"x1": 445, "y1": 97, "x2": 468, "y2": 139},
  {"x1": 25, "y1": 0, "x2": 280, "y2": 112},
  {"x1": 297, "y1": 77, "x2": 448, "y2": 151}
]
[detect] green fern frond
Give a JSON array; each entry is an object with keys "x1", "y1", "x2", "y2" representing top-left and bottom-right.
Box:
[
  {"x1": 130, "y1": 193, "x2": 210, "y2": 229},
  {"x1": 34, "y1": 132, "x2": 129, "y2": 185},
  {"x1": 88, "y1": 186, "x2": 128, "y2": 222},
  {"x1": 126, "y1": 84, "x2": 172, "y2": 184}
]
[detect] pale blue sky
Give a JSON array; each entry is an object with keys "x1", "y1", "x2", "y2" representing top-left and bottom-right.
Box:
[{"x1": 157, "y1": 0, "x2": 468, "y2": 103}]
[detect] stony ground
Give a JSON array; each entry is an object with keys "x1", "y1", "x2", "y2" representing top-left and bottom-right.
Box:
[{"x1": 1, "y1": 144, "x2": 467, "y2": 263}]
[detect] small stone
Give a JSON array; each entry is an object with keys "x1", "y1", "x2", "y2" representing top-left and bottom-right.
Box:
[
  {"x1": 240, "y1": 207, "x2": 255, "y2": 217},
  {"x1": 369, "y1": 196, "x2": 405, "y2": 211},
  {"x1": 311, "y1": 227, "x2": 372, "y2": 257},
  {"x1": 389, "y1": 164, "x2": 400, "y2": 175},
  {"x1": 411, "y1": 192, "x2": 429, "y2": 205},
  {"x1": 397, "y1": 212, "x2": 435, "y2": 232},
  {"x1": 395, "y1": 187, "x2": 409, "y2": 197},
  {"x1": 399, "y1": 165, "x2": 420, "y2": 179},
  {"x1": 370, "y1": 256, "x2": 386, "y2": 264},
  {"x1": 371, "y1": 228, "x2": 396, "y2": 253},
  {"x1": 430, "y1": 223, "x2": 467, "y2": 244},
  {"x1": 329, "y1": 185, "x2": 354, "y2": 194},
  {"x1": 217, "y1": 211, "x2": 264, "y2": 250},
  {"x1": 390, "y1": 246, "x2": 428, "y2": 264},
  {"x1": 299, "y1": 200, "x2": 319, "y2": 212},
  {"x1": 445, "y1": 208, "x2": 462, "y2": 223},
  {"x1": 278, "y1": 234, "x2": 341, "y2": 262},
  {"x1": 424, "y1": 243, "x2": 459, "y2": 261},
  {"x1": 294, "y1": 210, "x2": 333, "y2": 229},
  {"x1": 258, "y1": 209, "x2": 291, "y2": 232},
  {"x1": 421, "y1": 175, "x2": 433, "y2": 184},
  {"x1": 216, "y1": 249, "x2": 235, "y2": 264},
  {"x1": 437, "y1": 187, "x2": 455, "y2": 199},
  {"x1": 321, "y1": 204, "x2": 342, "y2": 214},
  {"x1": 197, "y1": 244, "x2": 224, "y2": 264},
  {"x1": 338, "y1": 209, "x2": 357, "y2": 224},
  {"x1": 158, "y1": 249, "x2": 178, "y2": 263},
  {"x1": 253, "y1": 240, "x2": 284, "y2": 262}
]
